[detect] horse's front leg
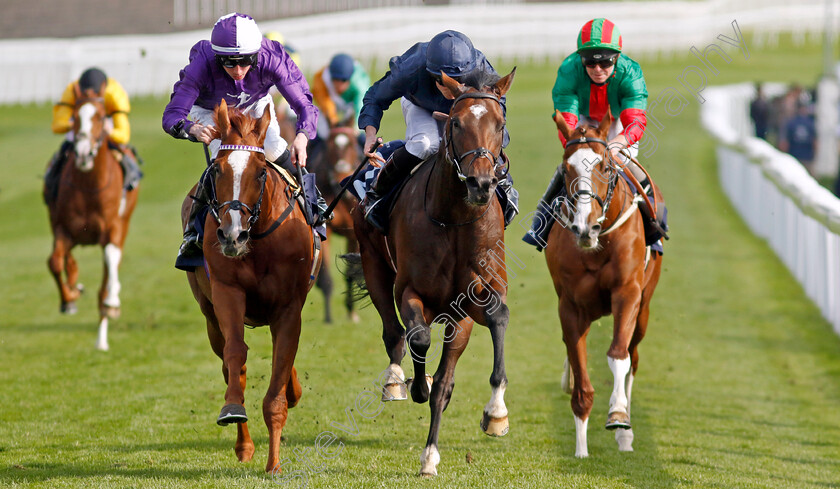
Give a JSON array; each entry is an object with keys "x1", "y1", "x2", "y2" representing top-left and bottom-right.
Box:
[
  {"x1": 481, "y1": 302, "x2": 510, "y2": 437},
  {"x1": 94, "y1": 242, "x2": 123, "y2": 351},
  {"x1": 264, "y1": 305, "x2": 303, "y2": 473},
  {"x1": 47, "y1": 231, "x2": 81, "y2": 314},
  {"x1": 401, "y1": 288, "x2": 433, "y2": 404},
  {"x1": 211, "y1": 284, "x2": 249, "y2": 425},
  {"x1": 315, "y1": 239, "x2": 333, "y2": 324},
  {"x1": 561, "y1": 300, "x2": 594, "y2": 458},
  {"x1": 605, "y1": 284, "x2": 642, "y2": 433}
]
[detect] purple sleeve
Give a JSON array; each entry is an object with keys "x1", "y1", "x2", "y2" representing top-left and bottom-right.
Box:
[
  {"x1": 162, "y1": 42, "x2": 209, "y2": 137},
  {"x1": 267, "y1": 46, "x2": 318, "y2": 140}
]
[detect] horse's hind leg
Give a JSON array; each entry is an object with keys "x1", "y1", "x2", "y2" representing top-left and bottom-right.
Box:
[
  {"x1": 345, "y1": 238, "x2": 361, "y2": 323},
  {"x1": 401, "y1": 288, "x2": 433, "y2": 404},
  {"x1": 481, "y1": 303, "x2": 510, "y2": 437},
  {"x1": 420, "y1": 318, "x2": 474, "y2": 476},
  {"x1": 48, "y1": 233, "x2": 81, "y2": 314},
  {"x1": 315, "y1": 240, "x2": 333, "y2": 323},
  {"x1": 358, "y1": 240, "x2": 406, "y2": 401},
  {"x1": 263, "y1": 306, "x2": 302, "y2": 473}
]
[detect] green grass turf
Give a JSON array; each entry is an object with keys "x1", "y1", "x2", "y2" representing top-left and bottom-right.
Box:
[{"x1": 1, "y1": 32, "x2": 839, "y2": 488}]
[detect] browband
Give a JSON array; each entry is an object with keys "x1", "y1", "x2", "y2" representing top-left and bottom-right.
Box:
[{"x1": 218, "y1": 144, "x2": 265, "y2": 154}]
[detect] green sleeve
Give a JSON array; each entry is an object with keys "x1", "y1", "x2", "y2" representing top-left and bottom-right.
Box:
[
  {"x1": 347, "y1": 64, "x2": 371, "y2": 126},
  {"x1": 551, "y1": 54, "x2": 581, "y2": 116},
  {"x1": 617, "y1": 58, "x2": 648, "y2": 112}
]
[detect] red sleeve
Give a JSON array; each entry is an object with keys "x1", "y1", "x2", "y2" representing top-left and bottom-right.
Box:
[
  {"x1": 557, "y1": 112, "x2": 578, "y2": 146},
  {"x1": 619, "y1": 108, "x2": 646, "y2": 146}
]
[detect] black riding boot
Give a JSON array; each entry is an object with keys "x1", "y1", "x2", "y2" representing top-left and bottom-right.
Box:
[
  {"x1": 116, "y1": 144, "x2": 144, "y2": 191},
  {"x1": 363, "y1": 146, "x2": 422, "y2": 232},
  {"x1": 522, "y1": 167, "x2": 566, "y2": 251},
  {"x1": 43, "y1": 140, "x2": 73, "y2": 205},
  {"x1": 178, "y1": 167, "x2": 213, "y2": 261}
]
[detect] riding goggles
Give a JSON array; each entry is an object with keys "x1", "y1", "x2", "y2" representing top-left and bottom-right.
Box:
[
  {"x1": 581, "y1": 54, "x2": 618, "y2": 69},
  {"x1": 216, "y1": 53, "x2": 258, "y2": 68}
]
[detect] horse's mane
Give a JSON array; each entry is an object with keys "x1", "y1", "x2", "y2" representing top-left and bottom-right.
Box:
[{"x1": 467, "y1": 71, "x2": 501, "y2": 94}]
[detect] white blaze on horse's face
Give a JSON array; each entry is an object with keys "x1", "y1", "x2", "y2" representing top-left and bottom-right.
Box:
[
  {"x1": 74, "y1": 103, "x2": 97, "y2": 171},
  {"x1": 568, "y1": 148, "x2": 602, "y2": 247},
  {"x1": 225, "y1": 150, "x2": 250, "y2": 236},
  {"x1": 334, "y1": 133, "x2": 350, "y2": 149},
  {"x1": 469, "y1": 104, "x2": 488, "y2": 120}
]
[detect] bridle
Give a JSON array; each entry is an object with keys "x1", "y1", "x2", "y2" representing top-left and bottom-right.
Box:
[
  {"x1": 561, "y1": 134, "x2": 619, "y2": 227},
  {"x1": 444, "y1": 92, "x2": 509, "y2": 181},
  {"x1": 73, "y1": 97, "x2": 107, "y2": 164},
  {"x1": 424, "y1": 91, "x2": 508, "y2": 228},
  {"x1": 208, "y1": 144, "x2": 268, "y2": 232}
]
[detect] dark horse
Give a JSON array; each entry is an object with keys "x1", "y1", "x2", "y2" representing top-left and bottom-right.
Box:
[
  {"x1": 545, "y1": 110, "x2": 663, "y2": 457},
  {"x1": 181, "y1": 99, "x2": 319, "y2": 472},
  {"x1": 45, "y1": 85, "x2": 139, "y2": 351},
  {"x1": 312, "y1": 121, "x2": 364, "y2": 323},
  {"x1": 350, "y1": 70, "x2": 515, "y2": 476}
]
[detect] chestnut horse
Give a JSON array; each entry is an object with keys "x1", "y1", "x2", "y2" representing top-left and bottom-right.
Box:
[
  {"x1": 45, "y1": 86, "x2": 139, "y2": 351},
  {"x1": 350, "y1": 70, "x2": 515, "y2": 476},
  {"x1": 545, "y1": 111, "x2": 663, "y2": 457},
  {"x1": 181, "y1": 100, "x2": 319, "y2": 472},
  {"x1": 311, "y1": 121, "x2": 363, "y2": 323}
]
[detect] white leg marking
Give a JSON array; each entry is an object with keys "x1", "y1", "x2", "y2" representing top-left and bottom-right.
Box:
[
  {"x1": 608, "y1": 356, "x2": 631, "y2": 415},
  {"x1": 483, "y1": 381, "x2": 508, "y2": 418},
  {"x1": 574, "y1": 415, "x2": 589, "y2": 458},
  {"x1": 616, "y1": 428, "x2": 634, "y2": 452},
  {"x1": 419, "y1": 444, "x2": 440, "y2": 475},
  {"x1": 615, "y1": 371, "x2": 635, "y2": 452},
  {"x1": 118, "y1": 194, "x2": 126, "y2": 217},
  {"x1": 388, "y1": 363, "x2": 405, "y2": 382},
  {"x1": 96, "y1": 316, "x2": 109, "y2": 351},
  {"x1": 103, "y1": 244, "x2": 122, "y2": 308}
]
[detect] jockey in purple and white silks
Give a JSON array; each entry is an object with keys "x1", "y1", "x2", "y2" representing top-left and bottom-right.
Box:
[{"x1": 163, "y1": 12, "x2": 327, "y2": 264}]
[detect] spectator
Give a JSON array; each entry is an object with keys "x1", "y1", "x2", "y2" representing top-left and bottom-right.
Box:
[
  {"x1": 779, "y1": 102, "x2": 817, "y2": 174},
  {"x1": 750, "y1": 82, "x2": 771, "y2": 140}
]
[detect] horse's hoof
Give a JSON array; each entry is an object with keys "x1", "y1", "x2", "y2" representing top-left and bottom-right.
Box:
[
  {"x1": 480, "y1": 413, "x2": 509, "y2": 437},
  {"x1": 96, "y1": 340, "x2": 109, "y2": 352},
  {"x1": 605, "y1": 411, "x2": 631, "y2": 430},
  {"x1": 76, "y1": 283, "x2": 85, "y2": 294},
  {"x1": 104, "y1": 306, "x2": 120, "y2": 319},
  {"x1": 217, "y1": 404, "x2": 248, "y2": 426},
  {"x1": 61, "y1": 302, "x2": 78, "y2": 315},
  {"x1": 406, "y1": 374, "x2": 433, "y2": 404},
  {"x1": 615, "y1": 428, "x2": 634, "y2": 452},
  {"x1": 382, "y1": 382, "x2": 407, "y2": 402},
  {"x1": 349, "y1": 311, "x2": 360, "y2": 324}
]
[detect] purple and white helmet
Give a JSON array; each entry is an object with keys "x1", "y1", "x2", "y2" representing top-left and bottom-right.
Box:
[{"x1": 211, "y1": 13, "x2": 262, "y2": 56}]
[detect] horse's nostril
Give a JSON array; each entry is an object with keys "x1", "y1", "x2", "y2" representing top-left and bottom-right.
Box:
[
  {"x1": 465, "y1": 176, "x2": 478, "y2": 187},
  {"x1": 216, "y1": 229, "x2": 226, "y2": 244},
  {"x1": 571, "y1": 224, "x2": 580, "y2": 236},
  {"x1": 237, "y1": 230, "x2": 249, "y2": 244},
  {"x1": 491, "y1": 177, "x2": 498, "y2": 186}
]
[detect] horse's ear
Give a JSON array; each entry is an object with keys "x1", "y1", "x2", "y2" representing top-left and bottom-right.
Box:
[
  {"x1": 493, "y1": 67, "x2": 516, "y2": 97},
  {"x1": 553, "y1": 109, "x2": 572, "y2": 143},
  {"x1": 255, "y1": 106, "x2": 272, "y2": 146},
  {"x1": 598, "y1": 109, "x2": 612, "y2": 136},
  {"x1": 437, "y1": 72, "x2": 466, "y2": 100},
  {"x1": 215, "y1": 99, "x2": 231, "y2": 138}
]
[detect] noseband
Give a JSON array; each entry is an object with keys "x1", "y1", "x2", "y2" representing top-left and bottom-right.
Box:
[
  {"x1": 562, "y1": 135, "x2": 619, "y2": 225},
  {"x1": 444, "y1": 92, "x2": 508, "y2": 181},
  {"x1": 209, "y1": 145, "x2": 267, "y2": 230}
]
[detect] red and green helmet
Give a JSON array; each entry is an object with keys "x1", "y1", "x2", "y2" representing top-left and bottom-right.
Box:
[{"x1": 576, "y1": 18, "x2": 622, "y2": 54}]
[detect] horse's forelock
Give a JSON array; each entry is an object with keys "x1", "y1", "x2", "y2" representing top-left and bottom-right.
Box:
[{"x1": 225, "y1": 108, "x2": 258, "y2": 144}]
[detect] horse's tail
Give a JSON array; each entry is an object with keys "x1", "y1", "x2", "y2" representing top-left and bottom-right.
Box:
[{"x1": 337, "y1": 253, "x2": 370, "y2": 303}]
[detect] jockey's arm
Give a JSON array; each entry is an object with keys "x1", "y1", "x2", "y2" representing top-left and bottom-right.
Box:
[
  {"x1": 104, "y1": 79, "x2": 132, "y2": 145},
  {"x1": 52, "y1": 82, "x2": 76, "y2": 135}
]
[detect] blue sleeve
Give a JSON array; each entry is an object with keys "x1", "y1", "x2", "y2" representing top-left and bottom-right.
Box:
[{"x1": 358, "y1": 46, "x2": 422, "y2": 131}]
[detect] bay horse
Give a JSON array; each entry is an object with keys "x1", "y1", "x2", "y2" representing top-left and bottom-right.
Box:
[
  {"x1": 545, "y1": 110, "x2": 663, "y2": 457},
  {"x1": 45, "y1": 85, "x2": 139, "y2": 351},
  {"x1": 311, "y1": 121, "x2": 363, "y2": 323},
  {"x1": 350, "y1": 70, "x2": 515, "y2": 476},
  {"x1": 181, "y1": 99, "x2": 319, "y2": 472}
]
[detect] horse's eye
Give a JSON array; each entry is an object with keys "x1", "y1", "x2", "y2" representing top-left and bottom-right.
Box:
[{"x1": 452, "y1": 119, "x2": 460, "y2": 129}]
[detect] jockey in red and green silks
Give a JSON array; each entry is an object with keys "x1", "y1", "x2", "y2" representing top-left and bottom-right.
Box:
[{"x1": 523, "y1": 18, "x2": 655, "y2": 251}]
